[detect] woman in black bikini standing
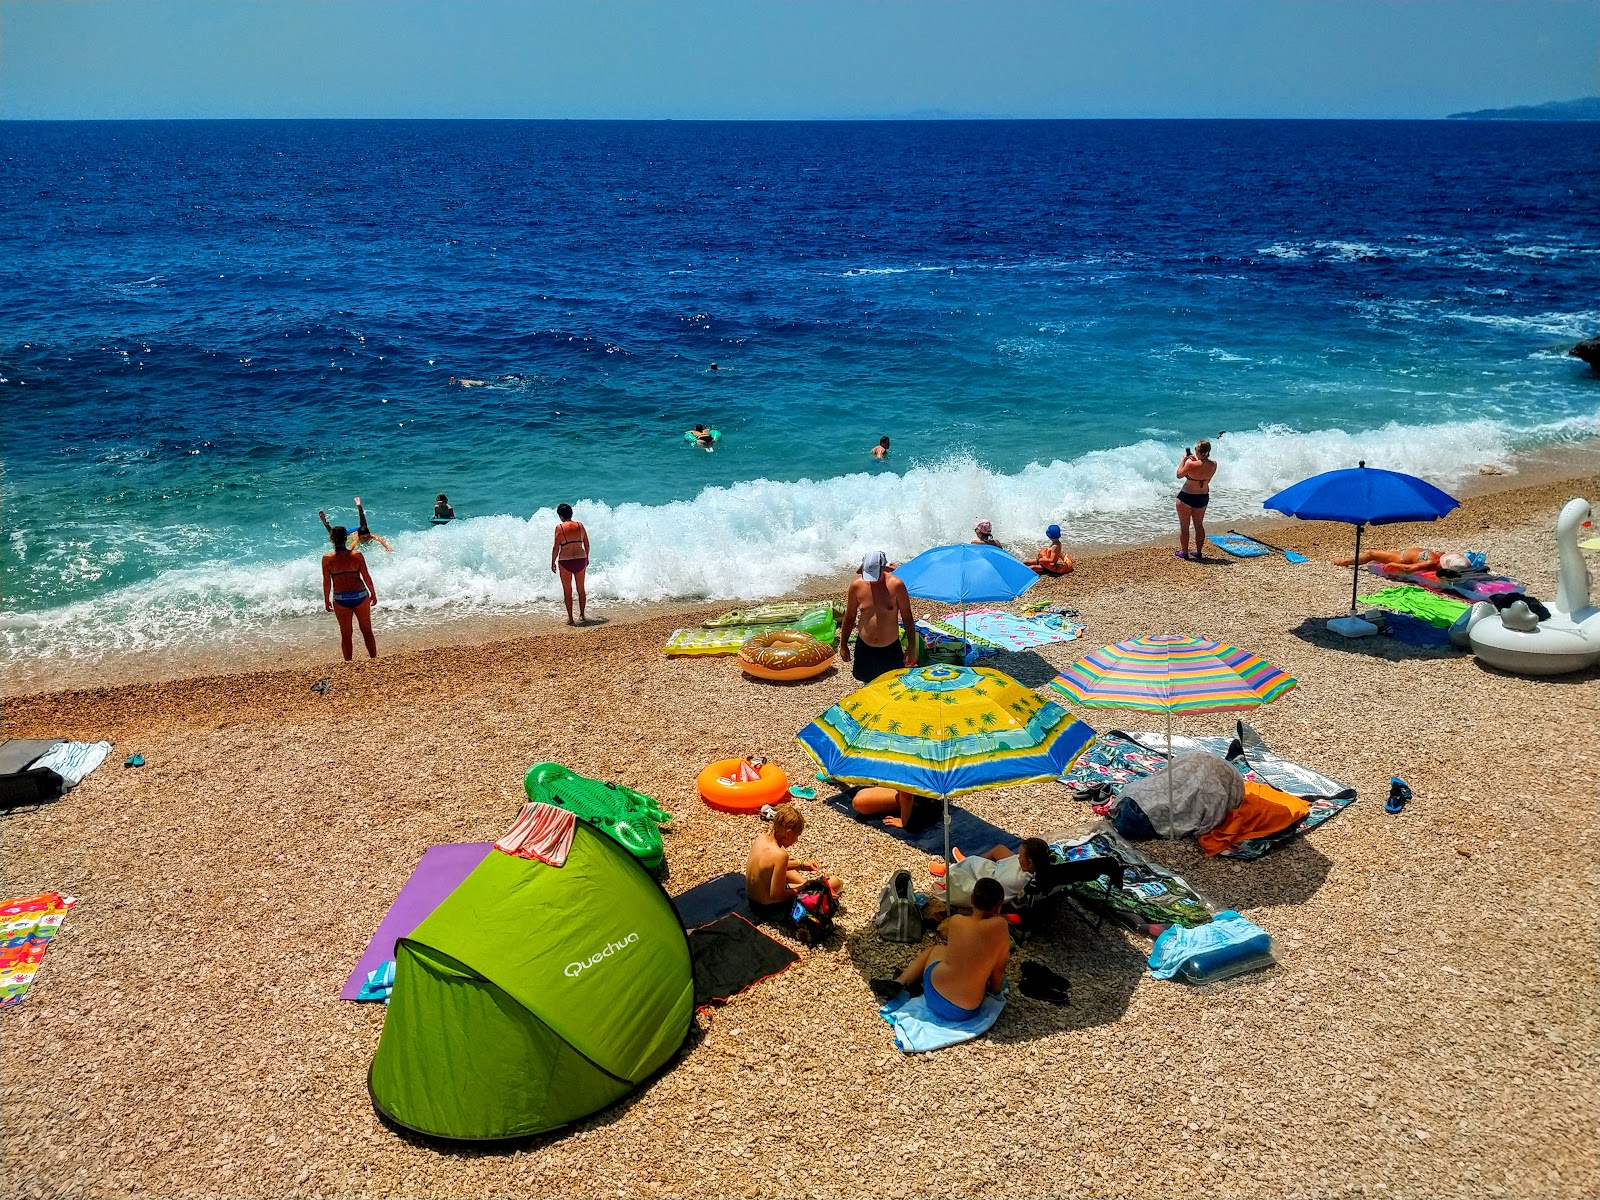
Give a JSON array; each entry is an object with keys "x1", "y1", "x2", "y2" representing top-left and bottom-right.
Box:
[
  {"x1": 551, "y1": 502, "x2": 591, "y2": 626},
  {"x1": 321, "y1": 525, "x2": 379, "y2": 660},
  {"x1": 1175, "y1": 439, "x2": 1218, "y2": 561}
]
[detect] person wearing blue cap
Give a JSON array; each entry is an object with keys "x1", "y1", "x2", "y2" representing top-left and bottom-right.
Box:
[{"x1": 1024, "y1": 524, "x2": 1073, "y2": 576}]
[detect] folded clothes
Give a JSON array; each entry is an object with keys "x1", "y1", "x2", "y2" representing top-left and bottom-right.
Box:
[{"x1": 879, "y1": 984, "x2": 1007, "y2": 1053}]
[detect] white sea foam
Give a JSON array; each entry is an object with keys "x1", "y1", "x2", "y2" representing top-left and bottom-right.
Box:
[{"x1": 5, "y1": 414, "x2": 1590, "y2": 670}]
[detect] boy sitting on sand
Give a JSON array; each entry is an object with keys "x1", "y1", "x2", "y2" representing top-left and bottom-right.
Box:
[
  {"x1": 746, "y1": 804, "x2": 842, "y2": 908},
  {"x1": 871, "y1": 876, "x2": 1010, "y2": 1019},
  {"x1": 1024, "y1": 525, "x2": 1072, "y2": 576}
]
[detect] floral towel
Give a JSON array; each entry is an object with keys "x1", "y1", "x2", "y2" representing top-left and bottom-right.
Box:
[
  {"x1": 927, "y1": 610, "x2": 1084, "y2": 653},
  {"x1": 0, "y1": 892, "x2": 77, "y2": 1008}
]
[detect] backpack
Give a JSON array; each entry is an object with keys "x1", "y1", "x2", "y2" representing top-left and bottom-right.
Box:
[
  {"x1": 789, "y1": 879, "x2": 838, "y2": 946},
  {"x1": 873, "y1": 870, "x2": 923, "y2": 943}
]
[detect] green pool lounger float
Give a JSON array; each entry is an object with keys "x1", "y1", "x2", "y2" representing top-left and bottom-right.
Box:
[{"x1": 523, "y1": 762, "x2": 672, "y2": 869}]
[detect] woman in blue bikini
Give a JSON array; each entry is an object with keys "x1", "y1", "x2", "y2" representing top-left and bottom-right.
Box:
[{"x1": 321, "y1": 525, "x2": 379, "y2": 660}]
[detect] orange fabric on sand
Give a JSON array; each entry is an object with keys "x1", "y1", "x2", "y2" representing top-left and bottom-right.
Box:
[{"x1": 1197, "y1": 780, "x2": 1311, "y2": 855}]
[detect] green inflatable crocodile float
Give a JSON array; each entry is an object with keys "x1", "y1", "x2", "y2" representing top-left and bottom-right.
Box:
[{"x1": 523, "y1": 762, "x2": 671, "y2": 869}]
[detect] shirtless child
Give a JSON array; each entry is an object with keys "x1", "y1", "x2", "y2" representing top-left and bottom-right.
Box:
[
  {"x1": 870, "y1": 876, "x2": 1010, "y2": 1019},
  {"x1": 840, "y1": 550, "x2": 917, "y2": 685},
  {"x1": 745, "y1": 804, "x2": 842, "y2": 911}
]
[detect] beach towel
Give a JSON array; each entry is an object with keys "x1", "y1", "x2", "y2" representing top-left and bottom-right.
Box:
[
  {"x1": 494, "y1": 802, "x2": 577, "y2": 866},
  {"x1": 340, "y1": 842, "x2": 493, "y2": 1000},
  {"x1": 824, "y1": 792, "x2": 1018, "y2": 856},
  {"x1": 672, "y1": 873, "x2": 755, "y2": 928},
  {"x1": 688, "y1": 913, "x2": 799, "y2": 1007},
  {"x1": 29, "y1": 741, "x2": 112, "y2": 789},
  {"x1": 1051, "y1": 830, "x2": 1214, "y2": 928},
  {"x1": 928, "y1": 610, "x2": 1084, "y2": 652},
  {"x1": 1367, "y1": 564, "x2": 1523, "y2": 604},
  {"x1": 879, "y1": 985, "x2": 1007, "y2": 1053},
  {"x1": 0, "y1": 892, "x2": 77, "y2": 1008},
  {"x1": 1208, "y1": 533, "x2": 1271, "y2": 558},
  {"x1": 914, "y1": 620, "x2": 995, "y2": 667},
  {"x1": 1116, "y1": 727, "x2": 1358, "y2": 861},
  {"x1": 1363, "y1": 586, "x2": 1471, "y2": 630},
  {"x1": 1197, "y1": 782, "x2": 1310, "y2": 855},
  {"x1": 355, "y1": 961, "x2": 396, "y2": 1003},
  {"x1": 1382, "y1": 611, "x2": 1456, "y2": 648}
]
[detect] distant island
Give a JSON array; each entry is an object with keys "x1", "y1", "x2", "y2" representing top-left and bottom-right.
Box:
[{"x1": 1447, "y1": 97, "x2": 1600, "y2": 121}]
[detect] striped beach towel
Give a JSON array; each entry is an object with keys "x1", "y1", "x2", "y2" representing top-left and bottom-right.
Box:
[
  {"x1": 0, "y1": 892, "x2": 77, "y2": 1008},
  {"x1": 495, "y1": 802, "x2": 577, "y2": 867}
]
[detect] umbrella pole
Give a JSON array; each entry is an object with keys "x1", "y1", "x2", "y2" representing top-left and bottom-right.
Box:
[
  {"x1": 1166, "y1": 707, "x2": 1176, "y2": 816},
  {"x1": 1349, "y1": 524, "x2": 1364, "y2": 615},
  {"x1": 942, "y1": 794, "x2": 952, "y2": 904}
]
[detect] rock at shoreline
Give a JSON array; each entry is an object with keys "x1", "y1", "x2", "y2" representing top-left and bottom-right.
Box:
[{"x1": 1570, "y1": 337, "x2": 1600, "y2": 371}]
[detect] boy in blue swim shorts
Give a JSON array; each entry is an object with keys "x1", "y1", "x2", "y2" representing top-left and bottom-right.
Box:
[{"x1": 870, "y1": 876, "x2": 1010, "y2": 1018}]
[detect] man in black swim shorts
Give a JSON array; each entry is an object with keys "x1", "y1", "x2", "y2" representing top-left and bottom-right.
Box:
[{"x1": 840, "y1": 550, "x2": 917, "y2": 685}]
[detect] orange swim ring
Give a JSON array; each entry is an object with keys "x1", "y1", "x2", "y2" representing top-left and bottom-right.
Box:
[
  {"x1": 697, "y1": 758, "x2": 791, "y2": 813},
  {"x1": 738, "y1": 630, "x2": 835, "y2": 681}
]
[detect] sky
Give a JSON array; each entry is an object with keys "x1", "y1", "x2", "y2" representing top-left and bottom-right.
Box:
[{"x1": 2, "y1": 0, "x2": 1596, "y2": 121}]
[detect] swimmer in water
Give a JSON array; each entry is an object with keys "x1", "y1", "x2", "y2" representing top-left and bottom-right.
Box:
[
  {"x1": 320, "y1": 497, "x2": 393, "y2": 553},
  {"x1": 450, "y1": 377, "x2": 487, "y2": 387},
  {"x1": 432, "y1": 493, "x2": 455, "y2": 522},
  {"x1": 688, "y1": 423, "x2": 716, "y2": 449},
  {"x1": 871, "y1": 436, "x2": 890, "y2": 460}
]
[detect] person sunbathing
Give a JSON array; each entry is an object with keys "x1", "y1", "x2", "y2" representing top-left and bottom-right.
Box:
[
  {"x1": 746, "y1": 803, "x2": 841, "y2": 908},
  {"x1": 1333, "y1": 546, "x2": 1443, "y2": 570},
  {"x1": 870, "y1": 876, "x2": 1010, "y2": 1019},
  {"x1": 852, "y1": 786, "x2": 937, "y2": 830},
  {"x1": 1024, "y1": 525, "x2": 1073, "y2": 576},
  {"x1": 931, "y1": 838, "x2": 1051, "y2": 907}
]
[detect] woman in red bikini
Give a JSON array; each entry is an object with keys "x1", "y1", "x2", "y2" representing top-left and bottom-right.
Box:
[
  {"x1": 1175, "y1": 440, "x2": 1217, "y2": 561},
  {"x1": 551, "y1": 503, "x2": 591, "y2": 626}
]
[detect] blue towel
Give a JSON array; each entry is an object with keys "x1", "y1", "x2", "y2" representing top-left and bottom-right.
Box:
[
  {"x1": 823, "y1": 793, "x2": 1018, "y2": 855},
  {"x1": 879, "y1": 985, "x2": 1007, "y2": 1053},
  {"x1": 355, "y1": 960, "x2": 396, "y2": 1003},
  {"x1": 1148, "y1": 910, "x2": 1273, "y2": 982},
  {"x1": 1381, "y1": 611, "x2": 1456, "y2": 648}
]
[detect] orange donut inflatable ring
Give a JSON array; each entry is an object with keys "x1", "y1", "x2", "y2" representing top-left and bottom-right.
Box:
[
  {"x1": 697, "y1": 758, "x2": 791, "y2": 813},
  {"x1": 738, "y1": 630, "x2": 835, "y2": 681}
]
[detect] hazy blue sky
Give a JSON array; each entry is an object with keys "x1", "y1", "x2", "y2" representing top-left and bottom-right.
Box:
[{"x1": 3, "y1": 0, "x2": 1595, "y2": 120}]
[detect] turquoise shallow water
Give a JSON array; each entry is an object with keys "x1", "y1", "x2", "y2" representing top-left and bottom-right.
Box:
[{"x1": 1, "y1": 119, "x2": 1596, "y2": 668}]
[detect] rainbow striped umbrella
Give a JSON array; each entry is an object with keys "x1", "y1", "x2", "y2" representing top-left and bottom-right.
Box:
[
  {"x1": 798, "y1": 664, "x2": 1095, "y2": 871},
  {"x1": 1047, "y1": 634, "x2": 1296, "y2": 809}
]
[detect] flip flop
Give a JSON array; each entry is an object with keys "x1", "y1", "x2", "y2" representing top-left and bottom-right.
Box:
[
  {"x1": 1385, "y1": 776, "x2": 1412, "y2": 815},
  {"x1": 788, "y1": 785, "x2": 817, "y2": 800},
  {"x1": 928, "y1": 860, "x2": 947, "y2": 877}
]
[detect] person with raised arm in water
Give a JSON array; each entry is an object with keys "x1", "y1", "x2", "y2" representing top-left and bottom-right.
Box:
[
  {"x1": 319, "y1": 496, "x2": 392, "y2": 553},
  {"x1": 551, "y1": 502, "x2": 591, "y2": 626},
  {"x1": 1175, "y1": 439, "x2": 1218, "y2": 561},
  {"x1": 321, "y1": 523, "x2": 379, "y2": 661},
  {"x1": 840, "y1": 550, "x2": 917, "y2": 685}
]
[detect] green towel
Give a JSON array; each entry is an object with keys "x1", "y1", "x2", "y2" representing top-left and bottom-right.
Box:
[{"x1": 1364, "y1": 585, "x2": 1471, "y2": 629}]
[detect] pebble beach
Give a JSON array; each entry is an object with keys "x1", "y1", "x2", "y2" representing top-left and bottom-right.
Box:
[{"x1": 2, "y1": 466, "x2": 1597, "y2": 1199}]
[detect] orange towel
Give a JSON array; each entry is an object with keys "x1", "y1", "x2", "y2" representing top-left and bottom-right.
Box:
[{"x1": 1198, "y1": 781, "x2": 1311, "y2": 856}]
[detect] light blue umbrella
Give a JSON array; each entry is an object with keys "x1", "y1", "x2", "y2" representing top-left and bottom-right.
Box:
[
  {"x1": 1264, "y1": 461, "x2": 1459, "y2": 614},
  {"x1": 894, "y1": 542, "x2": 1039, "y2": 654}
]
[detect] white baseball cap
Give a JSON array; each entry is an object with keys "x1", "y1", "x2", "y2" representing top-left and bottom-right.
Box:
[{"x1": 861, "y1": 550, "x2": 888, "y2": 582}]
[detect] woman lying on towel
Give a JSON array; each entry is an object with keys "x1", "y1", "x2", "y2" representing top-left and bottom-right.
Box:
[{"x1": 1333, "y1": 546, "x2": 1467, "y2": 571}]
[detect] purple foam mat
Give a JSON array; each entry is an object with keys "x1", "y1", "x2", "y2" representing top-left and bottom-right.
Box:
[{"x1": 340, "y1": 842, "x2": 494, "y2": 1000}]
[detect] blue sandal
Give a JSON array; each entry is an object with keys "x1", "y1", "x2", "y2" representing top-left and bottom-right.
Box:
[{"x1": 1385, "y1": 777, "x2": 1412, "y2": 815}]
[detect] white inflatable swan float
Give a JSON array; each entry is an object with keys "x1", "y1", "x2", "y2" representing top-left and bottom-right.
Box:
[{"x1": 1466, "y1": 497, "x2": 1600, "y2": 676}]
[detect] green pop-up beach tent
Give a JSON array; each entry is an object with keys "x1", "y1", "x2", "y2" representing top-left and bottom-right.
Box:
[{"x1": 368, "y1": 823, "x2": 694, "y2": 1142}]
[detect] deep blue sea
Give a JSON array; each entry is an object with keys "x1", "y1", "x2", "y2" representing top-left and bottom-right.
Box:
[{"x1": 2, "y1": 119, "x2": 1597, "y2": 668}]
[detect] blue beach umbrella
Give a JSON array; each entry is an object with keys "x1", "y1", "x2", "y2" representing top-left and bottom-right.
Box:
[
  {"x1": 894, "y1": 543, "x2": 1040, "y2": 605},
  {"x1": 1264, "y1": 461, "x2": 1459, "y2": 614}
]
